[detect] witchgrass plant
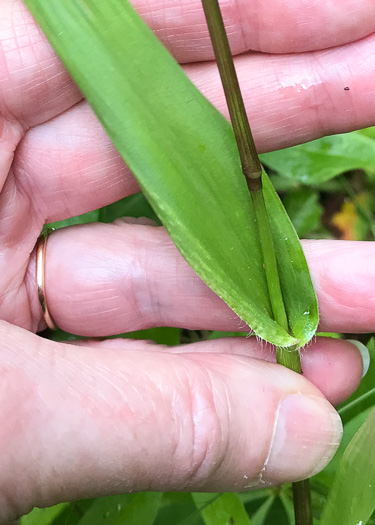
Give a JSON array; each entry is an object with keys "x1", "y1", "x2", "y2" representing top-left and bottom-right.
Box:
[
  {"x1": 199, "y1": 0, "x2": 303, "y2": 372},
  {"x1": 201, "y1": 1, "x2": 310, "y2": 522},
  {"x1": 23, "y1": 0, "x2": 318, "y2": 350}
]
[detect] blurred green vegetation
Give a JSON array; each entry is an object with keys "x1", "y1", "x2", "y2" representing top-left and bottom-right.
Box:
[{"x1": 22, "y1": 128, "x2": 375, "y2": 524}]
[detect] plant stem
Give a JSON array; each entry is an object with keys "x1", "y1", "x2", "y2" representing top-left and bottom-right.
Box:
[
  {"x1": 201, "y1": 1, "x2": 311, "y2": 523},
  {"x1": 293, "y1": 479, "x2": 313, "y2": 524},
  {"x1": 276, "y1": 344, "x2": 302, "y2": 374},
  {"x1": 200, "y1": 0, "x2": 261, "y2": 190}
]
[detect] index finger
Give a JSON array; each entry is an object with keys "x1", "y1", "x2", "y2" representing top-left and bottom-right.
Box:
[
  {"x1": 137, "y1": 0, "x2": 375, "y2": 61},
  {"x1": 2, "y1": 0, "x2": 375, "y2": 130}
]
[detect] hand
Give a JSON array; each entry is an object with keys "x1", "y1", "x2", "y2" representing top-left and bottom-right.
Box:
[{"x1": 0, "y1": 0, "x2": 374, "y2": 521}]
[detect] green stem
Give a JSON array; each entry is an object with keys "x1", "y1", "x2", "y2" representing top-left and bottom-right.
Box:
[
  {"x1": 200, "y1": 0, "x2": 261, "y2": 189},
  {"x1": 201, "y1": 1, "x2": 310, "y2": 523},
  {"x1": 293, "y1": 479, "x2": 313, "y2": 524},
  {"x1": 276, "y1": 345, "x2": 302, "y2": 374}
]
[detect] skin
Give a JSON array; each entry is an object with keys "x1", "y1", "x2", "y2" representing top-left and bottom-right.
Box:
[{"x1": 0, "y1": 0, "x2": 375, "y2": 520}]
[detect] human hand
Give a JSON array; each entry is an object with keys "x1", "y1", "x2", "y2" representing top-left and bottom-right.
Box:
[{"x1": 0, "y1": 0, "x2": 374, "y2": 521}]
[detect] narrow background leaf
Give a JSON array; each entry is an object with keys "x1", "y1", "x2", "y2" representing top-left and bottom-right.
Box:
[
  {"x1": 320, "y1": 407, "x2": 375, "y2": 525},
  {"x1": 338, "y1": 337, "x2": 375, "y2": 425},
  {"x1": 249, "y1": 495, "x2": 275, "y2": 525}
]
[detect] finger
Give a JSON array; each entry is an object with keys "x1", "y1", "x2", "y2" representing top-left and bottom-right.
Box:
[
  {"x1": 6, "y1": 0, "x2": 375, "y2": 125},
  {"x1": 138, "y1": 0, "x2": 375, "y2": 61},
  {"x1": 0, "y1": 321, "x2": 342, "y2": 522},
  {"x1": 186, "y1": 34, "x2": 375, "y2": 151},
  {"x1": 13, "y1": 102, "x2": 139, "y2": 222},
  {"x1": 26, "y1": 223, "x2": 375, "y2": 336},
  {"x1": 14, "y1": 33, "x2": 375, "y2": 223},
  {"x1": 0, "y1": 119, "x2": 22, "y2": 192},
  {"x1": 303, "y1": 239, "x2": 375, "y2": 333},
  {"x1": 5, "y1": 0, "x2": 375, "y2": 127},
  {"x1": 0, "y1": 1, "x2": 81, "y2": 129},
  {"x1": 68, "y1": 336, "x2": 365, "y2": 407}
]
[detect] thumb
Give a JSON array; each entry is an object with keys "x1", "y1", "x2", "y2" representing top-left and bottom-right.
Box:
[{"x1": 0, "y1": 322, "x2": 342, "y2": 522}]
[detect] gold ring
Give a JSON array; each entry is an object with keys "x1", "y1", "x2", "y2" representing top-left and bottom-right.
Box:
[{"x1": 36, "y1": 229, "x2": 57, "y2": 330}]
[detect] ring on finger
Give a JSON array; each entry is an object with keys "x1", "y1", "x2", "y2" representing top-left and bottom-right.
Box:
[{"x1": 36, "y1": 229, "x2": 57, "y2": 331}]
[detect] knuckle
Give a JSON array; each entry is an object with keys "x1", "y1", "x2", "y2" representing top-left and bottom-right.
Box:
[{"x1": 178, "y1": 363, "x2": 231, "y2": 488}]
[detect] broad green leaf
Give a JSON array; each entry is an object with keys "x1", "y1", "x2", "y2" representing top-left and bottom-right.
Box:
[
  {"x1": 320, "y1": 406, "x2": 375, "y2": 525},
  {"x1": 261, "y1": 133, "x2": 375, "y2": 184},
  {"x1": 24, "y1": 0, "x2": 318, "y2": 347},
  {"x1": 282, "y1": 189, "x2": 322, "y2": 237},
  {"x1": 193, "y1": 493, "x2": 251, "y2": 525},
  {"x1": 270, "y1": 174, "x2": 343, "y2": 194}
]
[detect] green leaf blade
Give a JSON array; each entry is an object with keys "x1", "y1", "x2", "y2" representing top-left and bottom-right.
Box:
[
  {"x1": 24, "y1": 0, "x2": 318, "y2": 347},
  {"x1": 263, "y1": 173, "x2": 319, "y2": 346}
]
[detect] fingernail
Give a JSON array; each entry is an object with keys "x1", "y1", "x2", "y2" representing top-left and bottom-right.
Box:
[
  {"x1": 348, "y1": 340, "x2": 370, "y2": 378},
  {"x1": 262, "y1": 394, "x2": 342, "y2": 483}
]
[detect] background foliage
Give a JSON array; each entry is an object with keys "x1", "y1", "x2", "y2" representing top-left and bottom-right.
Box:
[{"x1": 20, "y1": 128, "x2": 375, "y2": 524}]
